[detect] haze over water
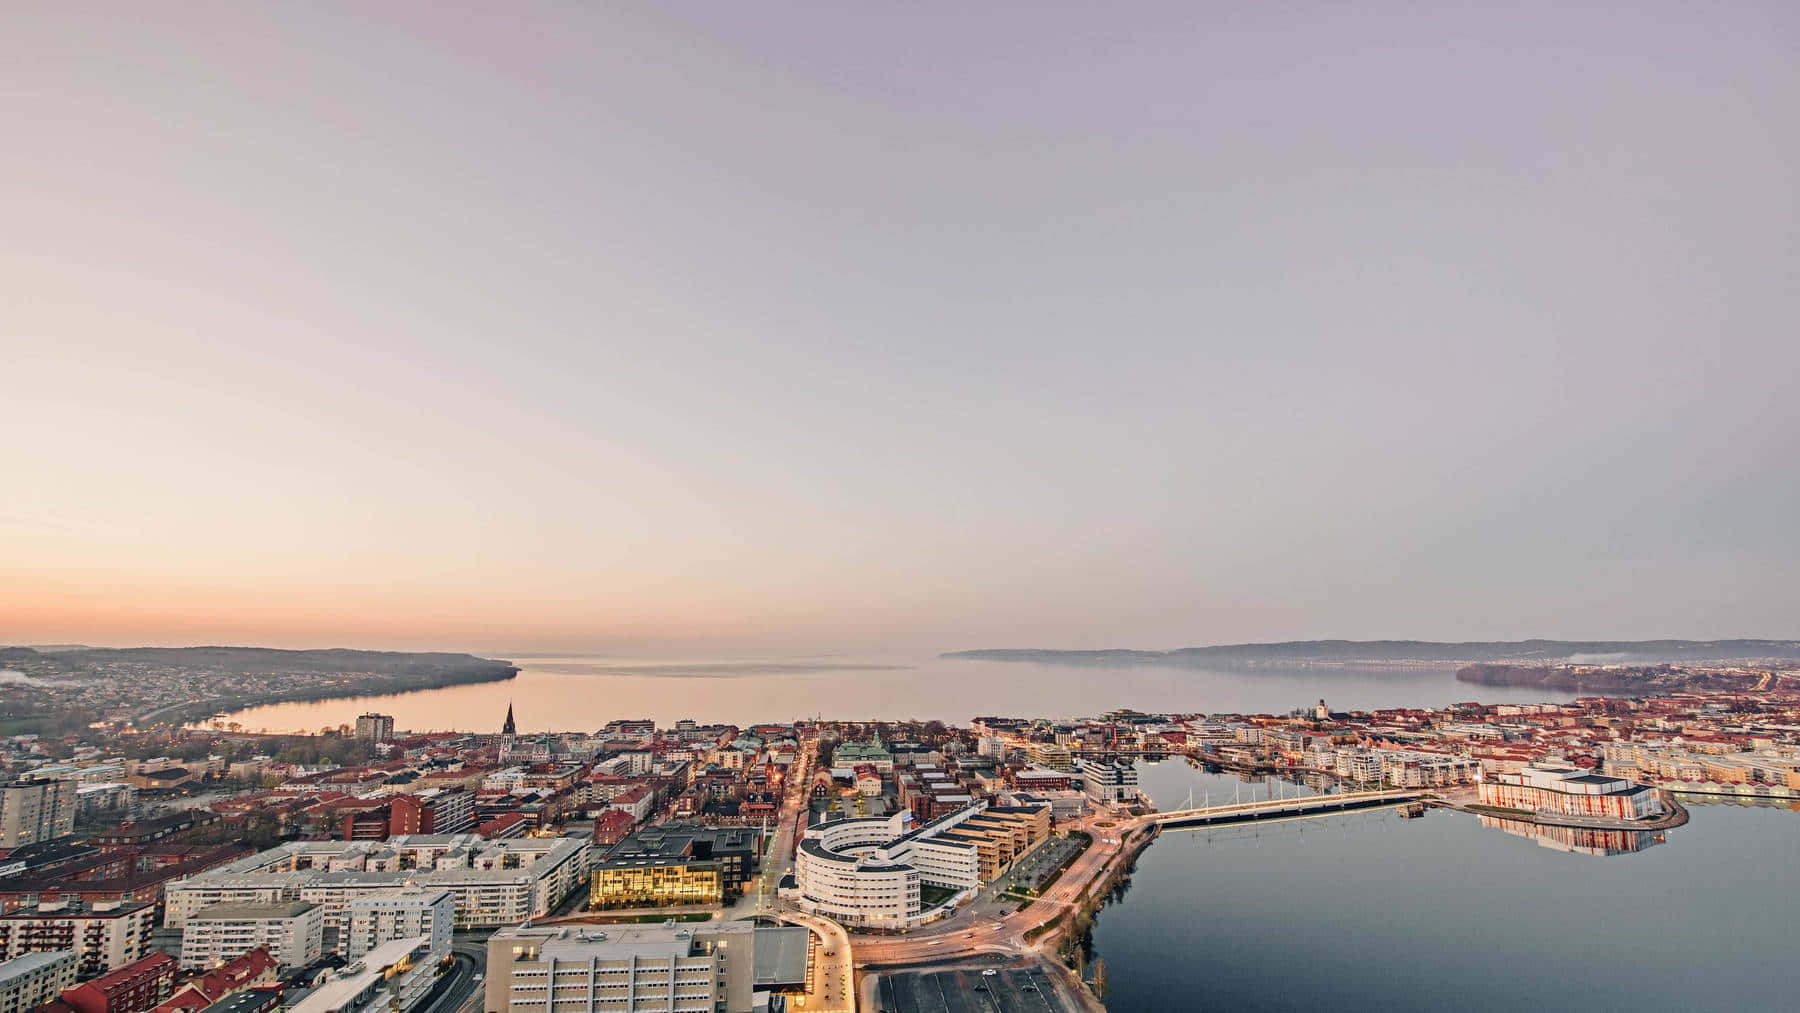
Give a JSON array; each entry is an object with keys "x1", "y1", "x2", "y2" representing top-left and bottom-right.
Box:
[{"x1": 210, "y1": 653, "x2": 1576, "y2": 732}]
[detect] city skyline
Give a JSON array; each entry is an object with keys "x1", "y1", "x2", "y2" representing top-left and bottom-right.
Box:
[{"x1": 7, "y1": 2, "x2": 1799, "y2": 654}]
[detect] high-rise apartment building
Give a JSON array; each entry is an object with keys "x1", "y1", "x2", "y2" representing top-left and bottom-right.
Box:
[
  {"x1": 387, "y1": 790, "x2": 473, "y2": 836},
  {"x1": 0, "y1": 901, "x2": 154, "y2": 978},
  {"x1": 0, "y1": 781, "x2": 78, "y2": 848},
  {"x1": 345, "y1": 890, "x2": 452, "y2": 964},
  {"x1": 353, "y1": 715, "x2": 394, "y2": 744}
]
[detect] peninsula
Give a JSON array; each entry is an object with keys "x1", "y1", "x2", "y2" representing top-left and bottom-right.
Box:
[{"x1": 0, "y1": 645, "x2": 518, "y2": 731}]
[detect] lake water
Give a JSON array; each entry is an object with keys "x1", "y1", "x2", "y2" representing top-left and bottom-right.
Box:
[
  {"x1": 205, "y1": 653, "x2": 1578, "y2": 732},
  {"x1": 1089, "y1": 758, "x2": 1799, "y2": 1012}
]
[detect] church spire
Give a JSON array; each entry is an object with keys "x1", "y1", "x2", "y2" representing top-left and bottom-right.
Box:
[{"x1": 502, "y1": 701, "x2": 517, "y2": 737}]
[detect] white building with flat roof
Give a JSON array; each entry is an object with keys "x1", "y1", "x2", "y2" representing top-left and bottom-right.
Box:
[
  {"x1": 288, "y1": 937, "x2": 435, "y2": 1013},
  {"x1": 484, "y1": 923, "x2": 758, "y2": 1013},
  {"x1": 1077, "y1": 759, "x2": 1138, "y2": 804},
  {"x1": 345, "y1": 890, "x2": 452, "y2": 964},
  {"x1": 0, "y1": 951, "x2": 78, "y2": 1013},
  {"x1": 180, "y1": 901, "x2": 324, "y2": 971},
  {"x1": 166, "y1": 836, "x2": 588, "y2": 932}
]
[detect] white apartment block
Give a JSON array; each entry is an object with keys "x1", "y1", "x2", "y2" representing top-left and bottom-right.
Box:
[
  {"x1": 1077, "y1": 759, "x2": 1138, "y2": 804},
  {"x1": 181, "y1": 901, "x2": 324, "y2": 970},
  {"x1": 166, "y1": 836, "x2": 589, "y2": 932},
  {"x1": 0, "y1": 951, "x2": 78, "y2": 1013},
  {"x1": 345, "y1": 890, "x2": 452, "y2": 964},
  {"x1": 0, "y1": 902, "x2": 153, "y2": 978},
  {"x1": 485, "y1": 923, "x2": 758, "y2": 1013}
]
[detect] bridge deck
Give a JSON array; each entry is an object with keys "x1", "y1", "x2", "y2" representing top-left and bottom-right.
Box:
[{"x1": 1142, "y1": 790, "x2": 1423, "y2": 828}]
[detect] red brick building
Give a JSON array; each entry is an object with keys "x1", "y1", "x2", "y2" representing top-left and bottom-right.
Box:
[
  {"x1": 60, "y1": 952, "x2": 176, "y2": 1013},
  {"x1": 387, "y1": 789, "x2": 474, "y2": 836},
  {"x1": 148, "y1": 949, "x2": 278, "y2": 1013}
]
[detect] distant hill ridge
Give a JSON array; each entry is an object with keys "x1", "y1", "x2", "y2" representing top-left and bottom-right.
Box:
[
  {"x1": 944, "y1": 639, "x2": 1800, "y2": 667},
  {"x1": 0, "y1": 644, "x2": 516, "y2": 676}
]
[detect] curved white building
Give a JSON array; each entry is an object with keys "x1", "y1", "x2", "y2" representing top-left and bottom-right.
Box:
[{"x1": 794, "y1": 802, "x2": 1049, "y2": 930}]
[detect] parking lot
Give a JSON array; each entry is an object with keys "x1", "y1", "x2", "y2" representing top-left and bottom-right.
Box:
[
  {"x1": 995, "y1": 834, "x2": 1088, "y2": 897},
  {"x1": 878, "y1": 966, "x2": 1085, "y2": 1013}
]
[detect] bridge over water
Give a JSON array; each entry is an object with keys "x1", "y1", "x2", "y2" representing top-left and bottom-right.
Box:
[{"x1": 1132, "y1": 788, "x2": 1426, "y2": 830}]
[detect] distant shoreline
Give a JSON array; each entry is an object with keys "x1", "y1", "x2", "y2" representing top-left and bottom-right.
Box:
[
  {"x1": 178, "y1": 664, "x2": 519, "y2": 728},
  {"x1": 944, "y1": 639, "x2": 1800, "y2": 669}
]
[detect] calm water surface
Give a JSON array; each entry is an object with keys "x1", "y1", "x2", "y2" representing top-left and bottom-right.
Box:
[
  {"x1": 1090, "y1": 759, "x2": 1798, "y2": 1012},
  {"x1": 209, "y1": 654, "x2": 1577, "y2": 732}
]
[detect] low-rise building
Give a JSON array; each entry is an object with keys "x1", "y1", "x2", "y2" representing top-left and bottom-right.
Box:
[{"x1": 146, "y1": 948, "x2": 277, "y2": 1013}]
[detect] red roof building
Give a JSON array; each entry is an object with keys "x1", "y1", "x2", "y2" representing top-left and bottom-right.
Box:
[
  {"x1": 592, "y1": 810, "x2": 635, "y2": 847},
  {"x1": 147, "y1": 948, "x2": 278, "y2": 1013},
  {"x1": 60, "y1": 953, "x2": 177, "y2": 1013}
]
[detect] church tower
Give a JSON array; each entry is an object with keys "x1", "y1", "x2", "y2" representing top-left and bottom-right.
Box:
[{"x1": 503, "y1": 701, "x2": 517, "y2": 738}]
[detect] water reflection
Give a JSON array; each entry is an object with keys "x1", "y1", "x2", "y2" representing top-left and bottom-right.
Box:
[
  {"x1": 205, "y1": 653, "x2": 1581, "y2": 732},
  {"x1": 1475, "y1": 814, "x2": 1665, "y2": 856}
]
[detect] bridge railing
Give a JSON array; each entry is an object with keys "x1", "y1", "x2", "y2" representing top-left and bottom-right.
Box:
[{"x1": 1142, "y1": 788, "x2": 1421, "y2": 822}]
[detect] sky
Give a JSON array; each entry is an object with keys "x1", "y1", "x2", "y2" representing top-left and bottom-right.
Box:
[{"x1": 4, "y1": 2, "x2": 1798, "y2": 655}]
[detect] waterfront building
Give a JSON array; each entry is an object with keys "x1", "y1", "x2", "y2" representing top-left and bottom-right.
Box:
[
  {"x1": 344, "y1": 891, "x2": 452, "y2": 964},
  {"x1": 794, "y1": 802, "x2": 1050, "y2": 930},
  {"x1": 1005, "y1": 790, "x2": 1088, "y2": 822},
  {"x1": 351, "y1": 715, "x2": 393, "y2": 745},
  {"x1": 1077, "y1": 759, "x2": 1138, "y2": 804},
  {"x1": 1477, "y1": 765, "x2": 1666, "y2": 820},
  {"x1": 0, "y1": 901, "x2": 154, "y2": 977},
  {"x1": 1373, "y1": 750, "x2": 1481, "y2": 787},
  {"x1": 483, "y1": 923, "x2": 764, "y2": 1013},
  {"x1": 59, "y1": 952, "x2": 177, "y2": 1013},
  {"x1": 0, "y1": 951, "x2": 78, "y2": 1013},
  {"x1": 179, "y1": 902, "x2": 323, "y2": 971}
]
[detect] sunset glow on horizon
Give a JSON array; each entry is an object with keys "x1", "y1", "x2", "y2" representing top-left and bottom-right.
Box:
[{"x1": 6, "y1": 2, "x2": 1797, "y2": 654}]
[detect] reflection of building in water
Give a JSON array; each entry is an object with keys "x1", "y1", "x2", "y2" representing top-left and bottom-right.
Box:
[
  {"x1": 1301, "y1": 772, "x2": 1337, "y2": 793},
  {"x1": 1477, "y1": 815, "x2": 1664, "y2": 857}
]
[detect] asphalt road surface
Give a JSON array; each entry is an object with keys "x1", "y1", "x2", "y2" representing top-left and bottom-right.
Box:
[{"x1": 878, "y1": 966, "x2": 1083, "y2": 1013}]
